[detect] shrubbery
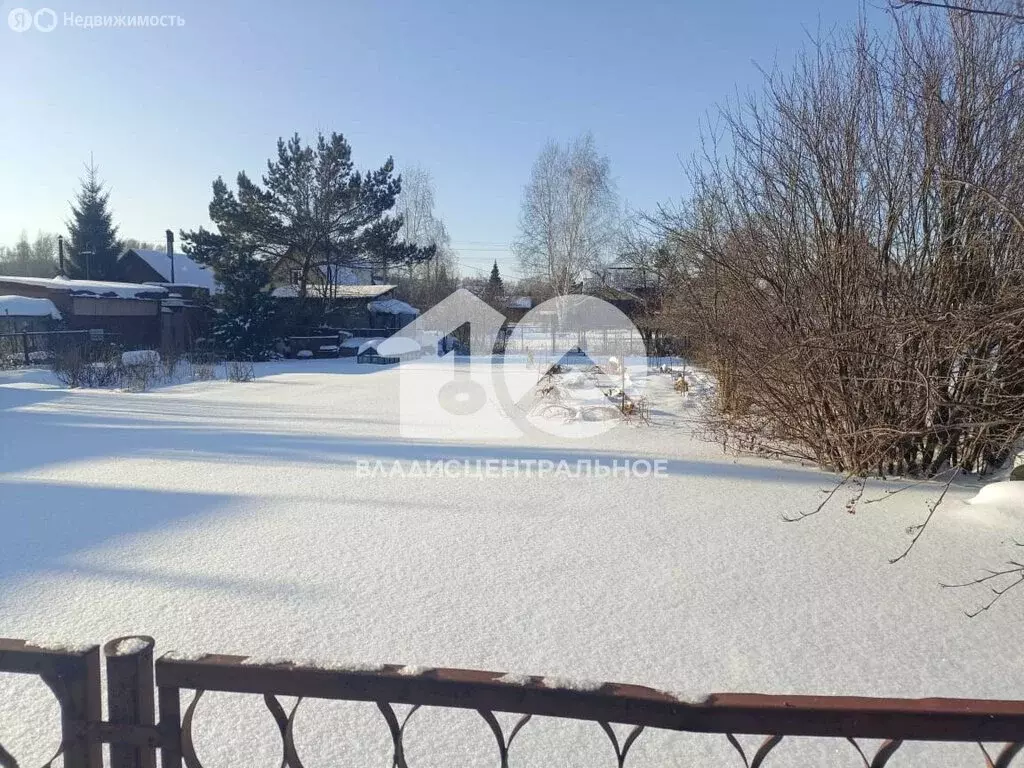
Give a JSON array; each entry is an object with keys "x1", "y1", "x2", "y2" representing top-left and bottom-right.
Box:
[{"x1": 659, "y1": 9, "x2": 1024, "y2": 477}]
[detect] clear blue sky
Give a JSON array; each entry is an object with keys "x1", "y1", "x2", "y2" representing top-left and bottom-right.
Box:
[{"x1": 0, "y1": 0, "x2": 885, "y2": 279}]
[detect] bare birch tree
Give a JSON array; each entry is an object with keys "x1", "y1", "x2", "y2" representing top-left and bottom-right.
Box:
[{"x1": 514, "y1": 133, "x2": 619, "y2": 295}]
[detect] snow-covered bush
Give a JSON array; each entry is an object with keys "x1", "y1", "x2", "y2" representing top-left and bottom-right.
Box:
[{"x1": 121, "y1": 350, "x2": 160, "y2": 366}]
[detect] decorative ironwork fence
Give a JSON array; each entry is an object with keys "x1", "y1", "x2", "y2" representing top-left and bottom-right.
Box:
[{"x1": 2, "y1": 635, "x2": 1024, "y2": 767}]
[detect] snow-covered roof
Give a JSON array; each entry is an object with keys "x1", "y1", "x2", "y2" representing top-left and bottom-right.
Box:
[
  {"x1": 376, "y1": 336, "x2": 422, "y2": 356},
  {"x1": 122, "y1": 249, "x2": 218, "y2": 291},
  {"x1": 0, "y1": 275, "x2": 168, "y2": 299},
  {"x1": 367, "y1": 298, "x2": 419, "y2": 316},
  {"x1": 357, "y1": 338, "x2": 387, "y2": 355},
  {"x1": 507, "y1": 296, "x2": 533, "y2": 310},
  {"x1": 271, "y1": 284, "x2": 395, "y2": 300},
  {"x1": 0, "y1": 296, "x2": 62, "y2": 319},
  {"x1": 336, "y1": 285, "x2": 395, "y2": 299}
]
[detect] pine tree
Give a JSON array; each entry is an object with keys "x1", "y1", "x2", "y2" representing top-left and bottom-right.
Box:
[
  {"x1": 65, "y1": 159, "x2": 122, "y2": 280},
  {"x1": 183, "y1": 228, "x2": 278, "y2": 360}
]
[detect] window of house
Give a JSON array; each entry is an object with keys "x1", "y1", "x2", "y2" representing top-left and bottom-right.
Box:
[{"x1": 289, "y1": 268, "x2": 302, "y2": 286}]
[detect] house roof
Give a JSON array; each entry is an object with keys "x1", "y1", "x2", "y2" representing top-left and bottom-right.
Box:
[
  {"x1": 367, "y1": 298, "x2": 419, "y2": 316},
  {"x1": 273, "y1": 284, "x2": 396, "y2": 300},
  {"x1": 506, "y1": 296, "x2": 533, "y2": 310},
  {"x1": 336, "y1": 284, "x2": 395, "y2": 299},
  {"x1": 121, "y1": 249, "x2": 218, "y2": 291},
  {"x1": 0, "y1": 275, "x2": 168, "y2": 299},
  {"x1": 0, "y1": 296, "x2": 62, "y2": 319}
]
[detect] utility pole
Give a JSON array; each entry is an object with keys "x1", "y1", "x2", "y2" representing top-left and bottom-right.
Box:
[{"x1": 81, "y1": 244, "x2": 95, "y2": 280}]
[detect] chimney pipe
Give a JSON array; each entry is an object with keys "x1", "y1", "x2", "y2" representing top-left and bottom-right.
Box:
[
  {"x1": 57, "y1": 235, "x2": 65, "y2": 276},
  {"x1": 166, "y1": 229, "x2": 175, "y2": 283}
]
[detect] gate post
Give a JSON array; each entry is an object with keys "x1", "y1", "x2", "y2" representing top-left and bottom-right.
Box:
[
  {"x1": 44, "y1": 644, "x2": 103, "y2": 768},
  {"x1": 104, "y1": 635, "x2": 157, "y2": 768}
]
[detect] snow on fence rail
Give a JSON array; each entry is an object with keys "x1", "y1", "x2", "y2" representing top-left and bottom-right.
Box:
[{"x1": 2, "y1": 635, "x2": 1024, "y2": 768}]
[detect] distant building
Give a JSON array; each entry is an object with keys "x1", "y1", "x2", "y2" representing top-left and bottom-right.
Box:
[
  {"x1": 0, "y1": 275, "x2": 168, "y2": 347},
  {"x1": 0, "y1": 295, "x2": 62, "y2": 333},
  {"x1": 504, "y1": 296, "x2": 534, "y2": 323},
  {"x1": 117, "y1": 248, "x2": 218, "y2": 299},
  {"x1": 271, "y1": 283, "x2": 419, "y2": 332},
  {"x1": 267, "y1": 248, "x2": 374, "y2": 299}
]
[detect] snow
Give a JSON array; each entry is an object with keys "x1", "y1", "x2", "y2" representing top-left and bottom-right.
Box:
[
  {"x1": 121, "y1": 350, "x2": 160, "y2": 366},
  {"x1": 0, "y1": 275, "x2": 168, "y2": 299},
  {"x1": 162, "y1": 650, "x2": 208, "y2": 661},
  {"x1": 496, "y1": 673, "x2": 533, "y2": 686},
  {"x1": 398, "y1": 664, "x2": 429, "y2": 676},
  {"x1": 0, "y1": 296, "x2": 62, "y2": 320},
  {"x1": 542, "y1": 676, "x2": 604, "y2": 692},
  {"x1": 125, "y1": 249, "x2": 218, "y2": 291},
  {"x1": 966, "y1": 481, "x2": 1024, "y2": 512},
  {"x1": 26, "y1": 638, "x2": 96, "y2": 653},
  {"x1": 272, "y1": 284, "x2": 396, "y2": 299},
  {"x1": 111, "y1": 637, "x2": 150, "y2": 656},
  {"x1": 375, "y1": 336, "x2": 421, "y2": 356},
  {"x1": 357, "y1": 338, "x2": 387, "y2": 355},
  {"x1": 0, "y1": 362, "x2": 1018, "y2": 767},
  {"x1": 367, "y1": 298, "x2": 419, "y2": 316}
]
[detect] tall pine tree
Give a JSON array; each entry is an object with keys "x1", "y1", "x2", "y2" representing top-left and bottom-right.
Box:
[{"x1": 66, "y1": 159, "x2": 122, "y2": 280}]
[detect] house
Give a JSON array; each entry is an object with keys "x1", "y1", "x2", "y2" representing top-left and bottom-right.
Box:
[
  {"x1": 504, "y1": 296, "x2": 534, "y2": 323},
  {"x1": 272, "y1": 283, "x2": 420, "y2": 333},
  {"x1": 268, "y1": 248, "x2": 374, "y2": 299},
  {"x1": 0, "y1": 275, "x2": 168, "y2": 347},
  {"x1": 117, "y1": 248, "x2": 217, "y2": 300}
]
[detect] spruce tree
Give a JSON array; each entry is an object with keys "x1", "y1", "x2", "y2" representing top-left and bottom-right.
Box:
[
  {"x1": 66, "y1": 160, "x2": 122, "y2": 280},
  {"x1": 485, "y1": 260, "x2": 504, "y2": 303}
]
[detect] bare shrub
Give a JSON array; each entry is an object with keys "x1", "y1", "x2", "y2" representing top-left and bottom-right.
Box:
[
  {"x1": 121, "y1": 363, "x2": 157, "y2": 392},
  {"x1": 52, "y1": 345, "x2": 122, "y2": 388},
  {"x1": 160, "y1": 347, "x2": 184, "y2": 382},
  {"x1": 658, "y1": 7, "x2": 1024, "y2": 477},
  {"x1": 52, "y1": 345, "x2": 89, "y2": 388},
  {"x1": 184, "y1": 349, "x2": 218, "y2": 381},
  {"x1": 119, "y1": 350, "x2": 160, "y2": 393},
  {"x1": 225, "y1": 359, "x2": 255, "y2": 383}
]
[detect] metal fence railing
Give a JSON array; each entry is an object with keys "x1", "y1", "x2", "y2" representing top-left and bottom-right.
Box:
[{"x1": 2, "y1": 635, "x2": 1024, "y2": 767}]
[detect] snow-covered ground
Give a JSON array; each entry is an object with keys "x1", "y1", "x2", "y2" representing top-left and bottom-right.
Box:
[{"x1": 1, "y1": 360, "x2": 1021, "y2": 766}]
